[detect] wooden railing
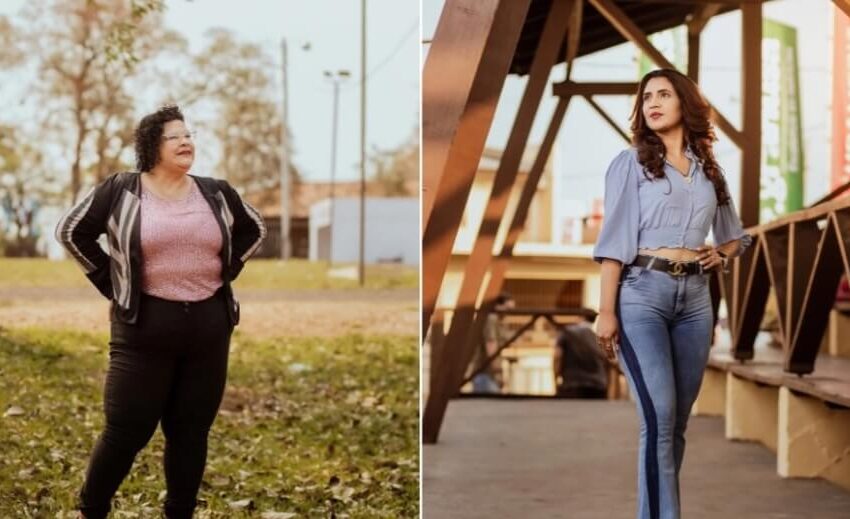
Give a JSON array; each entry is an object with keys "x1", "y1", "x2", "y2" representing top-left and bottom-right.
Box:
[{"x1": 721, "y1": 195, "x2": 850, "y2": 374}]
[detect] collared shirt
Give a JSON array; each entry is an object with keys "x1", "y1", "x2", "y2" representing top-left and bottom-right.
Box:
[{"x1": 592, "y1": 147, "x2": 752, "y2": 265}]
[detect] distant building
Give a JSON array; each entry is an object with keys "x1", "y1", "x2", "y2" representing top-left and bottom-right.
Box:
[
  {"x1": 245, "y1": 178, "x2": 418, "y2": 260},
  {"x1": 309, "y1": 196, "x2": 418, "y2": 265}
]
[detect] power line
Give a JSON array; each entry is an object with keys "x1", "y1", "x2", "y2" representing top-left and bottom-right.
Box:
[{"x1": 339, "y1": 19, "x2": 417, "y2": 90}]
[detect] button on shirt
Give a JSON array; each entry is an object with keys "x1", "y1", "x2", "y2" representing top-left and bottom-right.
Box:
[{"x1": 592, "y1": 147, "x2": 752, "y2": 265}]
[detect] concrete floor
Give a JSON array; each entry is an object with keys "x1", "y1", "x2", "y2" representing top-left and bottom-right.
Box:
[{"x1": 423, "y1": 399, "x2": 850, "y2": 519}]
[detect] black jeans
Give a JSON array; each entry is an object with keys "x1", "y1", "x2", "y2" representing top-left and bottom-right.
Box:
[{"x1": 79, "y1": 288, "x2": 232, "y2": 519}]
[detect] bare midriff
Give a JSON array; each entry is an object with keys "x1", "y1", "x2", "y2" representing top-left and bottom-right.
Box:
[{"x1": 638, "y1": 247, "x2": 701, "y2": 262}]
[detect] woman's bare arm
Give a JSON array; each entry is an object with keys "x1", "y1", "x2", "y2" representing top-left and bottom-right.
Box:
[{"x1": 595, "y1": 259, "x2": 623, "y2": 361}]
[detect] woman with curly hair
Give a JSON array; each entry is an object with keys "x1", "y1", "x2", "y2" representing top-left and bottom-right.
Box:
[
  {"x1": 55, "y1": 105, "x2": 266, "y2": 518},
  {"x1": 592, "y1": 69, "x2": 751, "y2": 519}
]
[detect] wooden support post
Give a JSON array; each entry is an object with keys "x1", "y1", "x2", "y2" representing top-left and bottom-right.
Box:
[
  {"x1": 588, "y1": 0, "x2": 743, "y2": 147},
  {"x1": 732, "y1": 237, "x2": 769, "y2": 361},
  {"x1": 740, "y1": 2, "x2": 762, "y2": 227},
  {"x1": 762, "y1": 227, "x2": 790, "y2": 349},
  {"x1": 778, "y1": 386, "x2": 850, "y2": 491},
  {"x1": 583, "y1": 95, "x2": 630, "y2": 143},
  {"x1": 422, "y1": 0, "x2": 573, "y2": 444},
  {"x1": 565, "y1": 0, "x2": 583, "y2": 79},
  {"x1": 828, "y1": 309, "x2": 850, "y2": 358},
  {"x1": 783, "y1": 221, "x2": 821, "y2": 373},
  {"x1": 692, "y1": 367, "x2": 726, "y2": 416},
  {"x1": 686, "y1": 3, "x2": 722, "y2": 82},
  {"x1": 686, "y1": 30, "x2": 701, "y2": 83},
  {"x1": 552, "y1": 81, "x2": 639, "y2": 96},
  {"x1": 787, "y1": 217, "x2": 844, "y2": 373},
  {"x1": 422, "y1": 0, "x2": 531, "y2": 339},
  {"x1": 725, "y1": 373, "x2": 779, "y2": 452},
  {"x1": 427, "y1": 309, "x2": 446, "y2": 397},
  {"x1": 462, "y1": 97, "x2": 571, "y2": 390},
  {"x1": 835, "y1": 0, "x2": 850, "y2": 20}
]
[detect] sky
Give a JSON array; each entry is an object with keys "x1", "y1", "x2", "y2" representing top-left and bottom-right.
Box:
[
  {"x1": 0, "y1": 0, "x2": 420, "y2": 183},
  {"x1": 423, "y1": 0, "x2": 834, "y2": 238}
]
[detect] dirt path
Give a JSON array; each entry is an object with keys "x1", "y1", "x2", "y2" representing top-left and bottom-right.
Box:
[{"x1": 0, "y1": 288, "x2": 418, "y2": 337}]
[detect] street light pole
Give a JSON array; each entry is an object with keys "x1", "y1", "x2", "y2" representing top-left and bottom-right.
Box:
[
  {"x1": 359, "y1": 0, "x2": 367, "y2": 286},
  {"x1": 279, "y1": 38, "x2": 292, "y2": 261},
  {"x1": 324, "y1": 70, "x2": 350, "y2": 266}
]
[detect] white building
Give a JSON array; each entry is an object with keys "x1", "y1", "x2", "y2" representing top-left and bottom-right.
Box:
[{"x1": 309, "y1": 197, "x2": 419, "y2": 266}]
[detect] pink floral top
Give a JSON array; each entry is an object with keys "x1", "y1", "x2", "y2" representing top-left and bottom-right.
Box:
[{"x1": 140, "y1": 180, "x2": 223, "y2": 301}]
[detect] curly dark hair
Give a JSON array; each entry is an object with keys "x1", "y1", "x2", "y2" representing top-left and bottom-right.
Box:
[
  {"x1": 629, "y1": 68, "x2": 730, "y2": 206},
  {"x1": 134, "y1": 104, "x2": 185, "y2": 172}
]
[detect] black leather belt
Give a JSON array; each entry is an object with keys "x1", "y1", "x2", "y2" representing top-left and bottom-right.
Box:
[{"x1": 631, "y1": 254, "x2": 705, "y2": 277}]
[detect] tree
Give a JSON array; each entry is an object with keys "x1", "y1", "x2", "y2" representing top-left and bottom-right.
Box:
[
  {"x1": 20, "y1": 0, "x2": 185, "y2": 203},
  {"x1": 369, "y1": 127, "x2": 419, "y2": 197},
  {"x1": 0, "y1": 125, "x2": 62, "y2": 256},
  {"x1": 0, "y1": 16, "x2": 25, "y2": 68},
  {"x1": 177, "y1": 28, "x2": 299, "y2": 194}
]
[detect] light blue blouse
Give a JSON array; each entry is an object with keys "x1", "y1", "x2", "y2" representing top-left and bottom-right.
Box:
[{"x1": 592, "y1": 147, "x2": 752, "y2": 265}]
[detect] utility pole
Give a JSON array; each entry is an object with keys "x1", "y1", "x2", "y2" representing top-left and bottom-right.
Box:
[
  {"x1": 359, "y1": 0, "x2": 367, "y2": 286},
  {"x1": 324, "y1": 70, "x2": 351, "y2": 265},
  {"x1": 279, "y1": 38, "x2": 291, "y2": 260}
]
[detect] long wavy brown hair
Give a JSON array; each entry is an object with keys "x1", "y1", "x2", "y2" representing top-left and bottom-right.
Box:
[{"x1": 630, "y1": 68, "x2": 730, "y2": 206}]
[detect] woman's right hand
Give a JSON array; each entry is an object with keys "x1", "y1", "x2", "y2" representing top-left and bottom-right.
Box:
[{"x1": 595, "y1": 310, "x2": 619, "y2": 362}]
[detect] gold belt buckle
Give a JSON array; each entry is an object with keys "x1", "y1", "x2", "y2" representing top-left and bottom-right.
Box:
[{"x1": 669, "y1": 261, "x2": 687, "y2": 277}]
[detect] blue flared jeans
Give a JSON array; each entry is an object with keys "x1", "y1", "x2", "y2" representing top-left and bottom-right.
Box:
[{"x1": 616, "y1": 264, "x2": 714, "y2": 519}]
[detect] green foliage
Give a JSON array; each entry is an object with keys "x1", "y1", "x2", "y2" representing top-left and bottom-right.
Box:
[
  {"x1": 179, "y1": 28, "x2": 298, "y2": 194},
  {"x1": 0, "y1": 327, "x2": 418, "y2": 518},
  {"x1": 102, "y1": 0, "x2": 167, "y2": 67},
  {"x1": 369, "y1": 128, "x2": 418, "y2": 197},
  {"x1": 0, "y1": 126, "x2": 61, "y2": 257}
]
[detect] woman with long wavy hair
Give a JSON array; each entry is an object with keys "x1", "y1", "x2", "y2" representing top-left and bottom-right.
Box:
[{"x1": 592, "y1": 68, "x2": 752, "y2": 519}]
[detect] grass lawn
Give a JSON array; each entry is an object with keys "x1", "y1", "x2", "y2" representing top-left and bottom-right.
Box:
[
  {"x1": 0, "y1": 258, "x2": 418, "y2": 291},
  {"x1": 0, "y1": 327, "x2": 419, "y2": 518}
]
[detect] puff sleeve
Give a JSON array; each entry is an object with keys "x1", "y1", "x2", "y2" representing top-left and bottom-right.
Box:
[
  {"x1": 593, "y1": 150, "x2": 640, "y2": 265},
  {"x1": 712, "y1": 182, "x2": 753, "y2": 256}
]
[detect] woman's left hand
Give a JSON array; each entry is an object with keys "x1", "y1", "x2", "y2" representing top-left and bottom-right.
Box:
[{"x1": 695, "y1": 245, "x2": 724, "y2": 271}]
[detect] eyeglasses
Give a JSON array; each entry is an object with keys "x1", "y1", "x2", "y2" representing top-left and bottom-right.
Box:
[{"x1": 162, "y1": 131, "x2": 196, "y2": 143}]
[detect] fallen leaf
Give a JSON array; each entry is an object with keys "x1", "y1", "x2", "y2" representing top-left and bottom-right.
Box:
[
  {"x1": 4, "y1": 405, "x2": 24, "y2": 417},
  {"x1": 228, "y1": 498, "x2": 254, "y2": 510},
  {"x1": 261, "y1": 513, "x2": 298, "y2": 519}
]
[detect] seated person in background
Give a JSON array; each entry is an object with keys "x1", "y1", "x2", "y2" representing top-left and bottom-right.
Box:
[
  {"x1": 470, "y1": 292, "x2": 515, "y2": 393},
  {"x1": 553, "y1": 314, "x2": 609, "y2": 399}
]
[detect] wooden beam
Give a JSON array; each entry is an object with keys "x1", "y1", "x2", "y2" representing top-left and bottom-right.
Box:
[
  {"x1": 588, "y1": 0, "x2": 744, "y2": 148},
  {"x1": 461, "y1": 97, "x2": 571, "y2": 390},
  {"x1": 762, "y1": 228, "x2": 790, "y2": 348},
  {"x1": 687, "y1": 30, "x2": 701, "y2": 82},
  {"x1": 565, "y1": 0, "x2": 584, "y2": 79},
  {"x1": 787, "y1": 215, "x2": 844, "y2": 374},
  {"x1": 421, "y1": 0, "x2": 532, "y2": 340},
  {"x1": 740, "y1": 2, "x2": 762, "y2": 227},
  {"x1": 732, "y1": 236, "x2": 769, "y2": 361},
  {"x1": 786, "y1": 221, "x2": 821, "y2": 354},
  {"x1": 835, "y1": 0, "x2": 850, "y2": 20},
  {"x1": 427, "y1": 309, "x2": 446, "y2": 397},
  {"x1": 423, "y1": 0, "x2": 573, "y2": 444},
  {"x1": 583, "y1": 95, "x2": 630, "y2": 143},
  {"x1": 553, "y1": 81, "x2": 638, "y2": 97},
  {"x1": 719, "y1": 259, "x2": 736, "y2": 340},
  {"x1": 834, "y1": 208, "x2": 850, "y2": 278},
  {"x1": 756, "y1": 191, "x2": 850, "y2": 233},
  {"x1": 687, "y1": 3, "x2": 723, "y2": 36},
  {"x1": 685, "y1": 3, "x2": 721, "y2": 82},
  {"x1": 634, "y1": 0, "x2": 763, "y2": 3}
]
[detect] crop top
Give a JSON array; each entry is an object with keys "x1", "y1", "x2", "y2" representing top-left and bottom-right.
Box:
[{"x1": 592, "y1": 147, "x2": 752, "y2": 265}]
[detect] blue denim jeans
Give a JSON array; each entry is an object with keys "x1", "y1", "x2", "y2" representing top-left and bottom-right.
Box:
[{"x1": 616, "y1": 264, "x2": 714, "y2": 519}]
